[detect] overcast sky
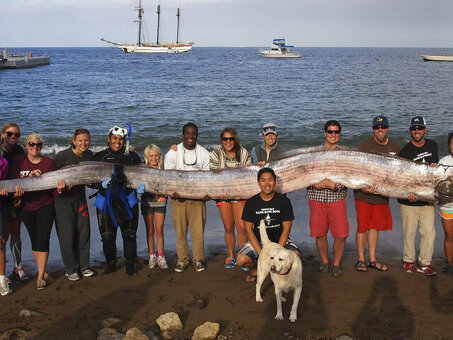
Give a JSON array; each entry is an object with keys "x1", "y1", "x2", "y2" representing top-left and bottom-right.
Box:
[{"x1": 1, "y1": 0, "x2": 453, "y2": 48}]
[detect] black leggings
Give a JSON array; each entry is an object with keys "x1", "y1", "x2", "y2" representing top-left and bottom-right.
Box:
[
  {"x1": 21, "y1": 204, "x2": 55, "y2": 252},
  {"x1": 96, "y1": 206, "x2": 138, "y2": 263}
]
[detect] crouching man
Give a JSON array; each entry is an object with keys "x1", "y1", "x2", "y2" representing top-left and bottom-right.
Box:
[{"x1": 236, "y1": 167, "x2": 300, "y2": 282}]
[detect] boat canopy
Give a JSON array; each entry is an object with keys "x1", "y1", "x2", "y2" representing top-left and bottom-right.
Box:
[{"x1": 272, "y1": 38, "x2": 294, "y2": 48}]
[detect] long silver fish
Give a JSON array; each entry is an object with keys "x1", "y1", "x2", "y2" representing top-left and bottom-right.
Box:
[{"x1": 1, "y1": 148, "x2": 452, "y2": 202}]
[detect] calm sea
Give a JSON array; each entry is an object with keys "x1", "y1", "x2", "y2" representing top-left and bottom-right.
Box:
[{"x1": 1, "y1": 47, "x2": 453, "y2": 269}]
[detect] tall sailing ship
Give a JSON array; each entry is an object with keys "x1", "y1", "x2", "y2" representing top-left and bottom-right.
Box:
[{"x1": 101, "y1": 0, "x2": 193, "y2": 54}]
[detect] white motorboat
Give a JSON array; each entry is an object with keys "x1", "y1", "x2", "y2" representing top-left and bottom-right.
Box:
[
  {"x1": 101, "y1": 0, "x2": 193, "y2": 54},
  {"x1": 260, "y1": 39, "x2": 301, "y2": 58},
  {"x1": 420, "y1": 54, "x2": 453, "y2": 62}
]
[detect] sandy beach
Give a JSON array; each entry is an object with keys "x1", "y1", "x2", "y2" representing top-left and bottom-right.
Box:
[{"x1": 1, "y1": 248, "x2": 453, "y2": 340}]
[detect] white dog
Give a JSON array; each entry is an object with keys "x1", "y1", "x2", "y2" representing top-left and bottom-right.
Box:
[{"x1": 255, "y1": 219, "x2": 303, "y2": 322}]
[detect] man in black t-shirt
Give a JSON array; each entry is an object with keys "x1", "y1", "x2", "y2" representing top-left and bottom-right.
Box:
[
  {"x1": 236, "y1": 167, "x2": 299, "y2": 281},
  {"x1": 398, "y1": 116, "x2": 439, "y2": 276}
]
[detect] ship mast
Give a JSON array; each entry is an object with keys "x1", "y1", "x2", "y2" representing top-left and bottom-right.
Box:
[
  {"x1": 176, "y1": 0, "x2": 180, "y2": 44},
  {"x1": 156, "y1": 0, "x2": 161, "y2": 45},
  {"x1": 135, "y1": 0, "x2": 144, "y2": 46}
]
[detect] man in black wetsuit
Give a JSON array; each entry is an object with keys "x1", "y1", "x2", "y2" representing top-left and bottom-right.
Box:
[{"x1": 92, "y1": 126, "x2": 142, "y2": 276}]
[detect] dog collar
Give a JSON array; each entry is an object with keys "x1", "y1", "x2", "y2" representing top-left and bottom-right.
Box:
[{"x1": 279, "y1": 265, "x2": 292, "y2": 276}]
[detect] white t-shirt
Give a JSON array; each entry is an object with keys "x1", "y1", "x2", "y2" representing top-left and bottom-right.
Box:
[
  {"x1": 164, "y1": 142, "x2": 210, "y2": 171},
  {"x1": 439, "y1": 154, "x2": 453, "y2": 211}
]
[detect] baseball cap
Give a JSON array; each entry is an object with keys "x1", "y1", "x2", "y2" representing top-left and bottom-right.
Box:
[
  {"x1": 372, "y1": 116, "x2": 389, "y2": 128},
  {"x1": 409, "y1": 116, "x2": 426, "y2": 129},
  {"x1": 109, "y1": 125, "x2": 128, "y2": 138},
  {"x1": 262, "y1": 123, "x2": 278, "y2": 136}
]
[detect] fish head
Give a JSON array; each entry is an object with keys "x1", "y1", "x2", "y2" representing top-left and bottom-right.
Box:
[{"x1": 435, "y1": 177, "x2": 453, "y2": 204}]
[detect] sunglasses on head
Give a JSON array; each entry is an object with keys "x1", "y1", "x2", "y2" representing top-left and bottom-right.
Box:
[
  {"x1": 373, "y1": 125, "x2": 388, "y2": 130},
  {"x1": 410, "y1": 126, "x2": 425, "y2": 131},
  {"x1": 5, "y1": 131, "x2": 20, "y2": 138},
  {"x1": 326, "y1": 130, "x2": 340, "y2": 135},
  {"x1": 28, "y1": 142, "x2": 43, "y2": 148},
  {"x1": 263, "y1": 126, "x2": 277, "y2": 133},
  {"x1": 222, "y1": 137, "x2": 234, "y2": 142}
]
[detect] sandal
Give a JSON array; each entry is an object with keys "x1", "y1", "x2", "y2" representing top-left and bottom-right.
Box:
[
  {"x1": 246, "y1": 275, "x2": 257, "y2": 282},
  {"x1": 367, "y1": 261, "x2": 388, "y2": 271},
  {"x1": 356, "y1": 261, "x2": 368, "y2": 272},
  {"x1": 331, "y1": 265, "x2": 343, "y2": 278},
  {"x1": 318, "y1": 262, "x2": 331, "y2": 273}
]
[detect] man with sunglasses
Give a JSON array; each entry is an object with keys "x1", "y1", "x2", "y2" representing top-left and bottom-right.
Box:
[
  {"x1": 307, "y1": 120, "x2": 349, "y2": 278},
  {"x1": 398, "y1": 116, "x2": 439, "y2": 275},
  {"x1": 354, "y1": 116, "x2": 400, "y2": 272},
  {"x1": 251, "y1": 123, "x2": 284, "y2": 165},
  {"x1": 164, "y1": 123, "x2": 210, "y2": 272},
  {"x1": 92, "y1": 126, "x2": 142, "y2": 276}
]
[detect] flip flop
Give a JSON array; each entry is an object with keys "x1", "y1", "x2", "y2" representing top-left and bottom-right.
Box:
[{"x1": 246, "y1": 275, "x2": 257, "y2": 282}]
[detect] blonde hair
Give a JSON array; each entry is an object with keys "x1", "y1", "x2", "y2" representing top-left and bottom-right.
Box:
[
  {"x1": 144, "y1": 144, "x2": 163, "y2": 169},
  {"x1": 24, "y1": 133, "x2": 43, "y2": 147}
]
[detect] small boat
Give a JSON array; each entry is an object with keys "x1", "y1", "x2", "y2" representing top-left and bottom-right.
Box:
[
  {"x1": 420, "y1": 54, "x2": 453, "y2": 62},
  {"x1": 260, "y1": 39, "x2": 301, "y2": 58},
  {"x1": 101, "y1": 0, "x2": 193, "y2": 54},
  {"x1": 0, "y1": 48, "x2": 50, "y2": 69}
]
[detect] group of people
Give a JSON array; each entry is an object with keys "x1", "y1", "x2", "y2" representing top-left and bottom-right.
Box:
[{"x1": 0, "y1": 117, "x2": 452, "y2": 296}]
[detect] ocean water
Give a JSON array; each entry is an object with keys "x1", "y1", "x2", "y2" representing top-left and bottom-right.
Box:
[{"x1": 1, "y1": 47, "x2": 453, "y2": 269}]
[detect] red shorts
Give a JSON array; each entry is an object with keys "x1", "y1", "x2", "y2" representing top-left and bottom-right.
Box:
[
  {"x1": 355, "y1": 199, "x2": 393, "y2": 233},
  {"x1": 309, "y1": 199, "x2": 349, "y2": 238}
]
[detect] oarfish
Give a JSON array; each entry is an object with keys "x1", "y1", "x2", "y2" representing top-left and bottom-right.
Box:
[{"x1": 1, "y1": 148, "x2": 452, "y2": 203}]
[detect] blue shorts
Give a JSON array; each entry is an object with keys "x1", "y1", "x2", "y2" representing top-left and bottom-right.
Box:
[{"x1": 237, "y1": 240, "x2": 299, "y2": 262}]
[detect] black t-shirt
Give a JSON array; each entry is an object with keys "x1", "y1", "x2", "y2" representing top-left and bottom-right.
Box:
[
  {"x1": 242, "y1": 192, "x2": 294, "y2": 243},
  {"x1": 398, "y1": 138, "x2": 439, "y2": 206},
  {"x1": 54, "y1": 147, "x2": 93, "y2": 202}
]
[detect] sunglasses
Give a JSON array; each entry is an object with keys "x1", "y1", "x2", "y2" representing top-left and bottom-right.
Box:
[
  {"x1": 373, "y1": 125, "x2": 388, "y2": 130},
  {"x1": 410, "y1": 126, "x2": 425, "y2": 131},
  {"x1": 5, "y1": 131, "x2": 20, "y2": 138},
  {"x1": 183, "y1": 148, "x2": 197, "y2": 166},
  {"x1": 263, "y1": 126, "x2": 277, "y2": 133},
  {"x1": 222, "y1": 137, "x2": 235, "y2": 142},
  {"x1": 326, "y1": 130, "x2": 340, "y2": 135},
  {"x1": 27, "y1": 142, "x2": 43, "y2": 148}
]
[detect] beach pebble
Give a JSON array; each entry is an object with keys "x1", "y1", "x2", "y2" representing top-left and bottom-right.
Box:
[
  {"x1": 156, "y1": 312, "x2": 183, "y2": 332},
  {"x1": 19, "y1": 309, "x2": 44, "y2": 318},
  {"x1": 97, "y1": 327, "x2": 125, "y2": 340},
  {"x1": 0, "y1": 328, "x2": 28, "y2": 340},
  {"x1": 337, "y1": 336, "x2": 354, "y2": 340},
  {"x1": 191, "y1": 322, "x2": 220, "y2": 340},
  {"x1": 124, "y1": 328, "x2": 149, "y2": 340},
  {"x1": 101, "y1": 317, "x2": 123, "y2": 330},
  {"x1": 196, "y1": 298, "x2": 206, "y2": 309}
]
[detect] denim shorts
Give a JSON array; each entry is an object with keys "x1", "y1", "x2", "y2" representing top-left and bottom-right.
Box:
[{"x1": 141, "y1": 205, "x2": 167, "y2": 216}]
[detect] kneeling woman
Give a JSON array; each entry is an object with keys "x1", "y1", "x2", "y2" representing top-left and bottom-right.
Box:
[
  {"x1": 54, "y1": 128, "x2": 94, "y2": 281},
  {"x1": 11, "y1": 133, "x2": 56, "y2": 290},
  {"x1": 210, "y1": 127, "x2": 251, "y2": 268}
]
